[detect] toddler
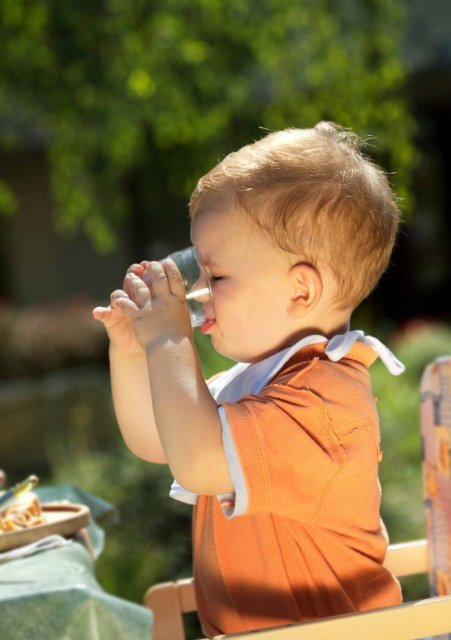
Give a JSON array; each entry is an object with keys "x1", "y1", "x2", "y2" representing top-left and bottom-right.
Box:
[{"x1": 93, "y1": 122, "x2": 405, "y2": 637}]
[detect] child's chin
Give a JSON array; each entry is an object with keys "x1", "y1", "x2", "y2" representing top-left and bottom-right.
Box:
[
  {"x1": 213, "y1": 341, "x2": 254, "y2": 364},
  {"x1": 210, "y1": 336, "x2": 235, "y2": 361}
]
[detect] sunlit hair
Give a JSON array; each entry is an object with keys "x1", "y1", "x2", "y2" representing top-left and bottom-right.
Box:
[{"x1": 189, "y1": 122, "x2": 401, "y2": 309}]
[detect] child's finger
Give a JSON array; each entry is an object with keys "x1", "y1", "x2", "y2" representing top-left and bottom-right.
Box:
[
  {"x1": 111, "y1": 289, "x2": 129, "y2": 307},
  {"x1": 92, "y1": 306, "x2": 110, "y2": 321},
  {"x1": 145, "y1": 261, "x2": 170, "y2": 297},
  {"x1": 126, "y1": 273, "x2": 152, "y2": 307},
  {"x1": 114, "y1": 295, "x2": 139, "y2": 315},
  {"x1": 126, "y1": 263, "x2": 145, "y2": 275},
  {"x1": 162, "y1": 259, "x2": 186, "y2": 298},
  {"x1": 124, "y1": 263, "x2": 145, "y2": 288}
]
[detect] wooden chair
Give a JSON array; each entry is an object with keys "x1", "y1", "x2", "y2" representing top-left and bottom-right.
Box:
[{"x1": 144, "y1": 357, "x2": 451, "y2": 639}]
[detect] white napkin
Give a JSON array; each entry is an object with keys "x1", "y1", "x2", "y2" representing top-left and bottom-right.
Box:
[{"x1": 0, "y1": 534, "x2": 72, "y2": 562}]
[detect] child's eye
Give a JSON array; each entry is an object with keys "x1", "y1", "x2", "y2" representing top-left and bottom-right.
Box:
[{"x1": 210, "y1": 275, "x2": 225, "y2": 282}]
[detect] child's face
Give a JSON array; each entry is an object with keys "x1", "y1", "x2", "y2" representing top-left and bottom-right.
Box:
[{"x1": 191, "y1": 205, "x2": 304, "y2": 363}]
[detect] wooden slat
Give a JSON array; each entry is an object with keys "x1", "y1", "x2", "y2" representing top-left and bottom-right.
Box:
[
  {"x1": 177, "y1": 578, "x2": 197, "y2": 612},
  {"x1": 214, "y1": 595, "x2": 451, "y2": 640},
  {"x1": 144, "y1": 581, "x2": 186, "y2": 640},
  {"x1": 384, "y1": 539, "x2": 428, "y2": 577}
]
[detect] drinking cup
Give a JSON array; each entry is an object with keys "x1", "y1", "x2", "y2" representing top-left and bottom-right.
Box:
[{"x1": 164, "y1": 246, "x2": 212, "y2": 328}]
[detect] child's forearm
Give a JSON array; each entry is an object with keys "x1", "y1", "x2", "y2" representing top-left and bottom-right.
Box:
[
  {"x1": 146, "y1": 335, "x2": 233, "y2": 495},
  {"x1": 109, "y1": 345, "x2": 167, "y2": 463}
]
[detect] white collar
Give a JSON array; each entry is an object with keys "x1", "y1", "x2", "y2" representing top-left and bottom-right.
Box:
[
  {"x1": 208, "y1": 334, "x2": 327, "y2": 402},
  {"x1": 208, "y1": 330, "x2": 405, "y2": 403}
]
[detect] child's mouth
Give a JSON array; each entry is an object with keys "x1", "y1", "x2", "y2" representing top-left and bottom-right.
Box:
[{"x1": 200, "y1": 318, "x2": 216, "y2": 334}]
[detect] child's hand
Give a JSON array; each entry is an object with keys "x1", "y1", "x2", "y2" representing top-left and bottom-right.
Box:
[
  {"x1": 114, "y1": 260, "x2": 192, "y2": 350},
  {"x1": 92, "y1": 263, "x2": 149, "y2": 354}
]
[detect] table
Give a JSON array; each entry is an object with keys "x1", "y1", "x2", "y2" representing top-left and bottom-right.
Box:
[{"x1": 0, "y1": 485, "x2": 152, "y2": 640}]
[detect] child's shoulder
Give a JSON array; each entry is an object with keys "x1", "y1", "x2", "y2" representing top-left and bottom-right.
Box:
[
  {"x1": 275, "y1": 344, "x2": 371, "y2": 386},
  {"x1": 265, "y1": 347, "x2": 376, "y2": 421}
]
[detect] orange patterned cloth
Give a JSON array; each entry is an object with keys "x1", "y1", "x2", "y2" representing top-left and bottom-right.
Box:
[{"x1": 421, "y1": 357, "x2": 451, "y2": 603}]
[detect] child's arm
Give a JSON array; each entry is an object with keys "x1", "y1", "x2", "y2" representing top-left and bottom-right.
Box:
[
  {"x1": 116, "y1": 261, "x2": 234, "y2": 496},
  {"x1": 92, "y1": 264, "x2": 167, "y2": 464},
  {"x1": 108, "y1": 345, "x2": 167, "y2": 463}
]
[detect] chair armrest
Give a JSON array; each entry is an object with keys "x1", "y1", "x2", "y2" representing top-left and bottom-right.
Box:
[
  {"x1": 176, "y1": 577, "x2": 197, "y2": 612},
  {"x1": 144, "y1": 539, "x2": 430, "y2": 640},
  {"x1": 214, "y1": 594, "x2": 451, "y2": 640},
  {"x1": 144, "y1": 578, "x2": 196, "y2": 640},
  {"x1": 384, "y1": 539, "x2": 428, "y2": 577}
]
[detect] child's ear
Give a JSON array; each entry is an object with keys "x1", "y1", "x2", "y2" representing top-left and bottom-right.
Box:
[{"x1": 287, "y1": 263, "x2": 323, "y2": 318}]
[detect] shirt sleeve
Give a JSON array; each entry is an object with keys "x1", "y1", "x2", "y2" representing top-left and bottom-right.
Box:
[{"x1": 218, "y1": 383, "x2": 348, "y2": 521}]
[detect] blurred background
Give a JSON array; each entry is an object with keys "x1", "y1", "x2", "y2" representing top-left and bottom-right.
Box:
[{"x1": 0, "y1": 0, "x2": 450, "y2": 630}]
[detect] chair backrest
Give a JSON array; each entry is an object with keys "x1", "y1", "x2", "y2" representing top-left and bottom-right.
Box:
[
  {"x1": 420, "y1": 356, "x2": 451, "y2": 640},
  {"x1": 420, "y1": 356, "x2": 451, "y2": 602}
]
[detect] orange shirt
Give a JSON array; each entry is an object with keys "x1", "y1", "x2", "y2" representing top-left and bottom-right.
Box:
[{"x1": 193, "y1": 341, "x2": 402, "y2": 637}]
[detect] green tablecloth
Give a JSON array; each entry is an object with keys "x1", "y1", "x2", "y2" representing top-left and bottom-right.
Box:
[{"x1": 0, "y1": 485, "x2": 152, "y2": 640}]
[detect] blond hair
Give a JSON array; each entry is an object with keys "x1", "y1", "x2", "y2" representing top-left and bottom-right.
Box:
[{"x1": 189, "y1": 122, "x2": 401, "y2": 309}]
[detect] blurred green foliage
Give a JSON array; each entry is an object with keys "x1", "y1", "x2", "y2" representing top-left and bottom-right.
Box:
[
  {"x1": 50, "y1": 323, "x2": 451, "y2": 614},
  {"x1": 0, "y1": 0, "x2": 416, "y2": 251}
]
